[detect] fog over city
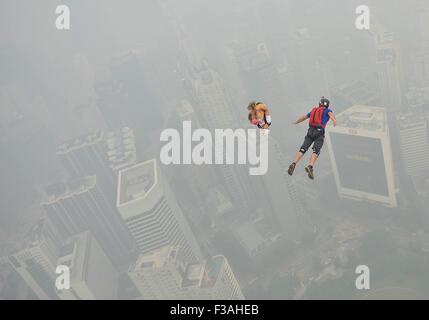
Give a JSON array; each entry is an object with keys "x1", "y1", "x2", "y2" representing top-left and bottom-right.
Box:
[{"x1": 1, "y1": 0, "x2": 429, "y2": 300}]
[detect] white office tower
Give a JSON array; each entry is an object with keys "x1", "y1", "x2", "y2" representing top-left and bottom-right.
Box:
[
  {"x1": 375, "y1": 31, "x2": 403, "y2": 110},
  {"x1": 8, "y1": 218, "x2": 63, "y2": 299},
  {"x1": 117, "y1": 159, "x2": 202, "y2": 264},
  {"x1": 326, "y1": 106, "x2": 397, "y2": 207},
  {"x1": 397, "y1": 112, "x2": 429, "y2": 177},
  {"x1": 128, "y1": 246, "x2": 244, "y2": 300},
  {"x1": 56, "y1": 231, "x2": 118, "y2": 300}
]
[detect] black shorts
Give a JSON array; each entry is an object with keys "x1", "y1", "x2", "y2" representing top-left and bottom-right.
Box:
[{"x1": 299, "y1": 127, "x2": 325, "y2": 156}]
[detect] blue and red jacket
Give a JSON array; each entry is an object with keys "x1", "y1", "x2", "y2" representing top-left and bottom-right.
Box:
[{"x1": 307, "y1": 106, "x2": 333, "y2": 129}]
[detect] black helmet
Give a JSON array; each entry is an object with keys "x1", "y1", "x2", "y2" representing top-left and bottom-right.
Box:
[{"x1": 319, "y1": 96, "x2": 330, "y2": 107}]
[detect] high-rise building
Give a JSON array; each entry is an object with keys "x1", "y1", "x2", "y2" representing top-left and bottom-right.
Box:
[
  {"x1": 416, "y1": 4, "x2": 429, "y2": 85},
  {"x1": 57, "y1": 127, "x2": 137, "y2": 196},
  {"x1": 8, "y1": 218, "x2": 63, "y2": 300},
  {"x1": 412, "y1": 46, "x2": 429, "y2": 85},
  {"x1": 375, "y1": 31, "x2": 403, "y2": 110},
  {"x1": 397, "y1": 112, "x2": 429, "y2": 177},
  {"x1": 192, "y1": 65, "x2": 237, "y2": 130},
  {"x1": 56, "y1": 231, "x2": 119, "y2": 300},
  {"x1": 231, "y1": 41, "x2": 287, "y2": 106},
  {"x1": 128, "y1": 246, "x2": 187, "y2": 299},
  {"x1": 116, "y1": 159, "x2": 202, "y2": 264},
  {"x1": 262, "y1": 137, "x2": 311, "y2": 237},
  {"x1": 128, "y1": 245, "x2": 244, "y2": 300},
  {"x1": 405, "y1": 86, "x2": 429, "y2": 109},
  {"x1": 105, "y1": 127, "x2": 137, "y2": 174},
  {"x1": 192, "y1": 65, "x2": 254, "y2": 215},
  {"x1": 158, "y1": 3, "x2": 255, "y2": 218},
  {"x1": 231, "y1": 217, "x2": 282, "y2": 258},
  {"x1": 326, "y1": 105, "x2": 397, "y2": 207},
  {"x1": 331, "y1": 80, "x2": 380, "y2": 115},
  {"x1": 41, "y1": 176, "x2": 135, "y2": 266},
  {"x1": 56, "y1": 130, "x2": 116, "y2": 200},
  {"x1": 287, "y1": 27, "x2": 323, "y2": 101},
  {"x1": 245, "y1": 133, "x2": 308, "y2": 239},
  {"x1": 417, "y1": 2, "x2": 429, "y2": 46},
  {"x1": 95, "y1": 51, "x2": 162, "y2": 144},
  {"x1": 171, "y1": 99, "x2": 219, "y2": 199}
]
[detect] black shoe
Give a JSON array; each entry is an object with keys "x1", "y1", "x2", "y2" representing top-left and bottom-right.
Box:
[
  {"x1": 305, "y1": 165, "x2": 314, "y2": 180},
  {"x1": 288, "y1": 163, "x2": 296, "y2": 176}
]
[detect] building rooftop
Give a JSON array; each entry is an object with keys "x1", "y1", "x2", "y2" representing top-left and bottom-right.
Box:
[
  {"x1": 200, "y1": 256, "x2": 224, "y2": 288},
  {"x1": 232, "y1": 218, "x2": 280, "y2": 256},
  {"x1": 233, "y1": 221, "x2": 265, "y2": 255},
  {"x1": 23, "y1": 218, "x2": 47, "y2": 245},
  {"x1": 129, "y1": 247, "x2": 227, "y2": 290},
  {"x1": 17, "y1": 216, "x2": 62, "y2": 253},
  {"x1": 182, "y1": 263, "x2": 205, "y2": 288},
  {"x1": 396, "y1": 111, "x2": 429, "y2": 129},
  {"x1": 56, "y1": 130, "x2": 104, "y2": 155},
  {"x1": 332, "y1": 80, "x2": 379, "y2": 105},
  {"x1": 198, "y1": 68, "x2": 215, "y2": 85},
  {"x1": 41, "y1": 176, "x2": 96, "y2": 205},
  {"x1": 376, "y1": 31, "x2": 394, "y2": 46},
  {"x1": 56, "y1": 231, "x2": 118, "y2": 299},
  {"x1": 410, "y1": 174, "x2": 429, "y2": 198},
  {"x1": 333, "y1": 105, "x2": 388, "y2": 133},
  {"x1": 377, "y1": 47, "x2": 395, "y2": 64},
  {"x1": 205, "y1": 186, "x2": 233, "y2": 216},
  {"x1": 131, "y1": 245, "x2": 178, "y2": 271},
  {"x1": 106, "y1": 127, "x2": 137, "y2": 172},
  {"x1": 117, "y1": 159, "x2": 157, "y2": 206},
  {"x1": 376, "y1": 31, "x2": 396, "y2": 64},
  {"x1": 176, "y1": 99, "x2": 194, "y2": 118},
  {"x1": 110, "y1": 51, "x2": 140, "y2": 68},
  {"x1": 231, "y1": 41, "x2": 272, "y2": 72}
]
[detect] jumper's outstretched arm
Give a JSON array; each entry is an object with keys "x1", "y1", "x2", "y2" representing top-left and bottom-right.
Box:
[{"x1": 293, "y1": 114, "x2": 309, "y2": 125}]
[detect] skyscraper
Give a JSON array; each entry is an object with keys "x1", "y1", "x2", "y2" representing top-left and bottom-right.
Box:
[
  {"x1": 116, "y1": 159, "x2": 202, "y2": 264},
  {"x1": 128, "y1": 246, "x2": 187, "y2": 299},
  {"x1": 8, "y1": 218, "x2": 63, "y2": 300},
  {"x1": 192, "y1": 65, "x2": 237, "y2": 130},
  {"x1": 397, "y1": 112, "x2": 429, "y2": 177},
  {"x1": 105, "y1": 127, "x2": 137, "y2": 174},
  {"x1": 56, "y1": 130, "x2": 117, "y2": 201},
  {"x1": 375, "y1": 31, "x2": 403, "y2": 110},
  {"x1": 158, "y1": 2, "x2": 255, "y2": 218},
  {"x1": 41, "y1": 176, "x2": 135, "y2": 266},
  {"x1": 331, "y1": 80, "x2": 380, "y2": 114},
  {"x1": 95, "y1": 51, "x2": 162, "y2": 147},
  {"x1": 128, "y1": 245, "x2": 244, "y2": 300},
  {"x1": 168, "y1": 99, "x2": 221, "y2": 203},
  {"x1": 56, "y1": 231, "x2": 119, "y2": 300},
  {"x1": 287, "y1": 27, "x2": 319, "y2": 101},
  {"x1": 326, "y1": 105, "x2": 397, "y2": 207},
  {"x1": 191, "y1": 64, "x2": 254, "y2": 215},
  {"x1": 231, "y1": 41, "x2": 286, "y2": 106},
  {"x1": 262, "y1": 137, "x2": 311, "y2": 237}
]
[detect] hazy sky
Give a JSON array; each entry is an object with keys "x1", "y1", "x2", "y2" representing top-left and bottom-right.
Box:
[{"x1": 1, "y1": 0, "x2": 429, "y2": 300}]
